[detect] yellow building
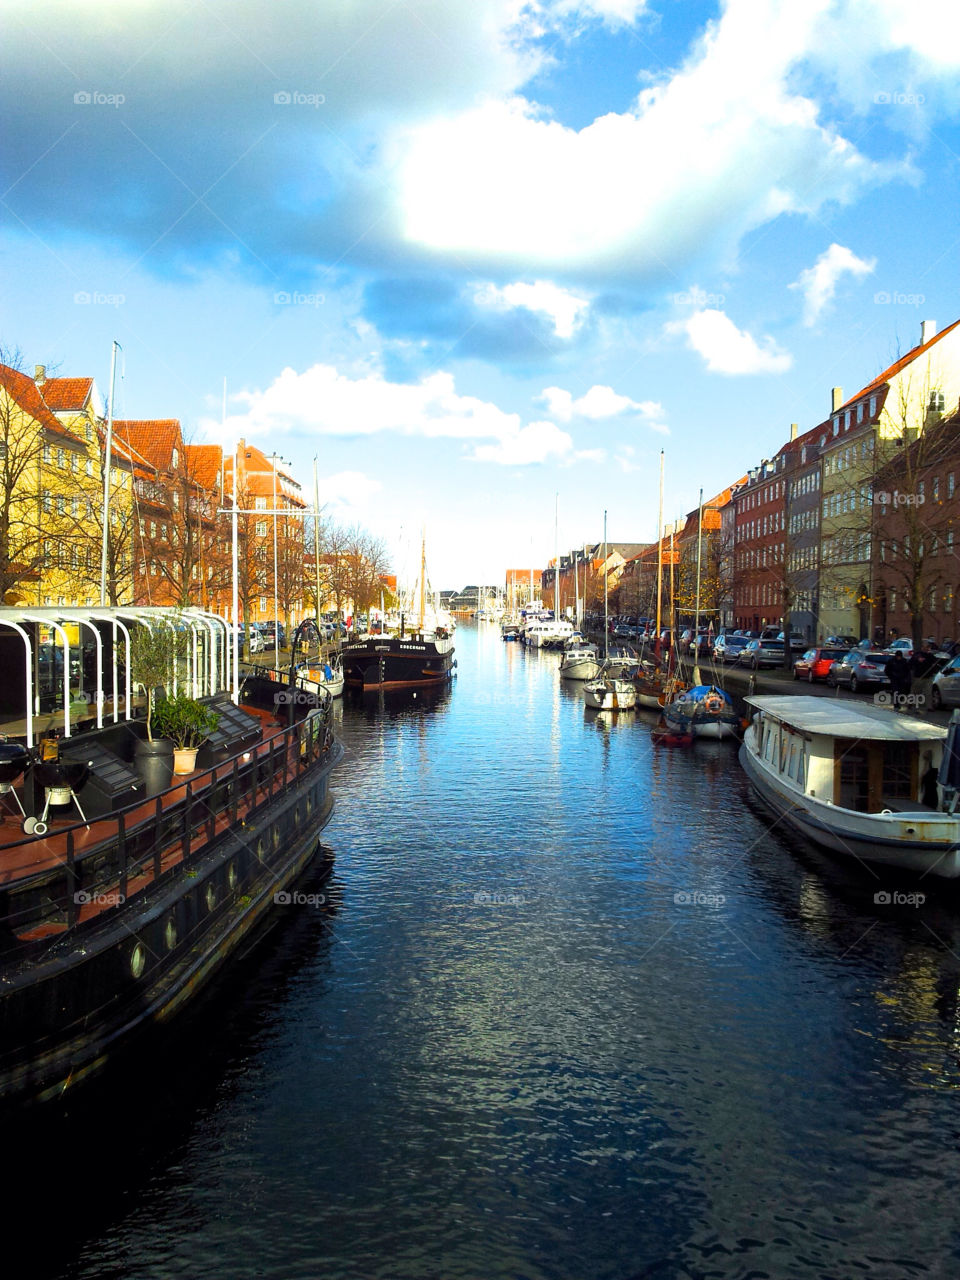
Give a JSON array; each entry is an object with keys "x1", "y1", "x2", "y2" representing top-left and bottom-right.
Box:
[{"x1": 0, "y1": 362, "x2": 126, "y2": 608}]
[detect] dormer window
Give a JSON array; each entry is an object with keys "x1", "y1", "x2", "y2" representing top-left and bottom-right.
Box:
[
  {"x1": 172, "y1": 447, "x2": 179, "y2": 468},
  {"x1": 833, "y1": 422, "x2": 839, "y2": 437},
  {"x1": 857, "y1": 402, "x2": 864, "y2": 422}
]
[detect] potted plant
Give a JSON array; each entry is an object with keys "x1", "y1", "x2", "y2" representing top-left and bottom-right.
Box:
[
  {"x1": 128, "y1": 619, "x2": 187, "y2": 794},
  {"x1": 151, "y1": 693, "x2": 220, "y2": 775}
]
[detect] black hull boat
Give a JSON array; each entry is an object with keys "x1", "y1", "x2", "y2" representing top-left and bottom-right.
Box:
[
  {"x1": 0, "y1": 607, "x2": 342, "y2": 1109},
  {"x1": 341, "y1": 633, "x2": 456, "y2": 689}
]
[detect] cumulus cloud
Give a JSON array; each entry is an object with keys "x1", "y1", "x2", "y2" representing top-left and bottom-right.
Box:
[
  {"x1": 789, "y1": 242, "x2": 876, "y2": 325},
  {"x1": 398, "y1": 0, "x2": 905, "y2": 277},
  {"x1": 201, "y1": 361, "x2": 575, "y2": 465},
  {"x1": 470, "y1": 420, "x2": 573, "y2": 464},
  {"x1": 474, "y1": 280, "x2": 590, "y2": 338},
  {"x1": 667, "y1": 309, "x2": 792, "y2": 375},
  {"x1": 540, "y1": 383, "x2": 664, "y2": 426}
]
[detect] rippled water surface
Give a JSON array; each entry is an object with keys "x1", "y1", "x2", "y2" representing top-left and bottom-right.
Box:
[{"x1": 22, "y1": 624, "x2": 960, "y2": 1279}]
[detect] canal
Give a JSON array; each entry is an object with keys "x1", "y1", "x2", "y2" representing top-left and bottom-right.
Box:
[{"x1": 22, "y1": 623, "x2": 960, "y2": 1278}]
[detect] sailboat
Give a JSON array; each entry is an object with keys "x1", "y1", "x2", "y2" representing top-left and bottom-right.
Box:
[
  {"x1": 341, "y1": 535, "x2": 456, "y2": 690},
  {"x1": 583, "y1": 512, "x2": 637, "y2": 710},
  {"x1": 660, "y1": 488, "x2": 737, "y2": 739}
]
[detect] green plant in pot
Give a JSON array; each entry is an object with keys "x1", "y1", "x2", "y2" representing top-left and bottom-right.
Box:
[
  {"x1": 151, "y1": 693, "x2": 220, "y2": 775},
  {"x1": 128, "y1": 619, "x2": 188, "y2": 794}
]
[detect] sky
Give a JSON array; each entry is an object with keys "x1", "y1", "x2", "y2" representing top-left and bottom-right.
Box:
[{"x1": 2, "y1": 0, "x2": 960, "y2": 591}]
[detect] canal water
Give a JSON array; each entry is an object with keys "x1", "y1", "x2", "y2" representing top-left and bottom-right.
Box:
[{"x1": 23, "y1": 623, "x2": 960, "y2": 1279}]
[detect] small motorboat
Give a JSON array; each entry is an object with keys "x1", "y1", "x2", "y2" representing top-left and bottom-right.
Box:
[
  {"x1": 651, "y1": 720, "x2": 694, "y2": 747},
  {"x1": 583, "y1": 674, "x2": 637, "y2": 711},
  {"x1": 662, "y1": 684, "x2": 739, "y2": 739}
]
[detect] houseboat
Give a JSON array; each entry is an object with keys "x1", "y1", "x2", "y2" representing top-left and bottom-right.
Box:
[
  {"x1": 0, "y1": 606, "x2": 342, "y2": 1107},
  {"x1": 740, "y1": 695, "x2": 960, "y2": 877}
]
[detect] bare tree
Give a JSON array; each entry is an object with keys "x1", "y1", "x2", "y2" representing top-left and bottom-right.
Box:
[{"x1": 0, "y1": 350, "x2": 52, "y2": 603}]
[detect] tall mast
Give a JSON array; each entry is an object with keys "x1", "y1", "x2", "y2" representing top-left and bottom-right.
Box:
[
  {"x1": 418, "y1": 529, "x2": 426, "y2": 633},
  {"x1": 554, "y1": 490, "x2": 559, "y2": 616},
  {"x1": 99, "y1": 338, "x2": 121, "y2": 605},
  {"x1": 313, "y1": 457, "x2": 322, "y2": 624},
  {"x1": 693, "y1": 486, "x2": 704, "y2": 684},
  {"x1": 655, "y1": 449, "x2": 664, "y2": 654},
  {"x1": 603, "y1": 509, "x2": 608, "y2": 661},
  {"x1": 669, "y1": 523, "x2": 676, "y2": 672}
]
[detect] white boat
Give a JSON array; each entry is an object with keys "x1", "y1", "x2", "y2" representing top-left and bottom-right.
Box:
[
  {"x1": 740, "y1": 695, "x2": 960, "y2": 877},
  {"x1": 583, "y1": 674, "x2": 637, "y2": 711},
  {"x1": 559, "y1": 639, "x2": 600, "y2": 681},
  {"x1": 297, "y1": 656, "x2": 345, "y2": 699}
]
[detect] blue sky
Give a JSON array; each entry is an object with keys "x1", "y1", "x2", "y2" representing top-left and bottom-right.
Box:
[{"x1": 3, "y1": 0, "x2": 960, "y2": 589}]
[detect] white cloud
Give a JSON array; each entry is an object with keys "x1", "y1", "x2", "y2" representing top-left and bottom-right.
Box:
[
  {"x1": 319, "y1": 470, "x2": 383, "y2": 509},
  {"x1": 399, "y1": 0, "x2": 904, "y2": 276},
  {"x1": 668, "y1": 308, "x2": 793, "y2": 375},
  {"x1": 201, "y1": 361, "x2": 576, "y2": 466},
  {"x1": 470, "y1": 420, "x2": 573, "y2": 465},
  {"x1": 540, "y1": 383, "x2": 665, "y2": 426},
  {"x1": 789, "y1": 242, "x2": 876, "y2": 325},
  {"x1": 474, "y1": 280, "x2": 590, "y2": 337}
]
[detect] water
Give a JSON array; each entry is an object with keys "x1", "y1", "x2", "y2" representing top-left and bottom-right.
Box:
[{"x1": 17, "y1": 623, "x2": 960, "y2": 1279}]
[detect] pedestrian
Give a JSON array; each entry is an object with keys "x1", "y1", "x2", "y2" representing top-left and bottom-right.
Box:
[{"x1": 887, "y1": 651, "x2": 912, "y2": 709}]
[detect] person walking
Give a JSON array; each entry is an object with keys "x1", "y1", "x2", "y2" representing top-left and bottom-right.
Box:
[{"x1": 887, "y1": 650, "x2": 912, "y2": 710}]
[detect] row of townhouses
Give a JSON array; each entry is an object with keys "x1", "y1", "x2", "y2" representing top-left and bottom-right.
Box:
[
  {"x1": 539, "y1": 317, "x2": 960, "y2": 646},
  {"x1": 0, "y1": 360, "x2": 380, "y2": 626}
]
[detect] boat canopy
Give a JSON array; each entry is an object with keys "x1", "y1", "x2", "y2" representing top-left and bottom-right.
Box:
[
  {"x1": 0, "y1": 606, "x2": 231, "y2": 746},
  {"x1": 745, "y1": 695, "x2": 946, "y2": 742}
]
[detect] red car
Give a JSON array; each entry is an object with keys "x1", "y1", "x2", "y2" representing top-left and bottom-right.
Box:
[{"x1": 793, "y1": 645, "x2": 851, "y2": 682}]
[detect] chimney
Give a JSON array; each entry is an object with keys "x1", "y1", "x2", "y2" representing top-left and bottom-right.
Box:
[
  {"x1": 921, "y1": 319, "x2": 937, "y2": 346},
  {"x1": 790, "y1": 422, "x2": 798, "y2": 441},
  {"x1": 831, "y1": 387, "x2": 843, "y2": 413},
  {"x1": 34, "y1": 364, "x2": 46, "y2": 384}
]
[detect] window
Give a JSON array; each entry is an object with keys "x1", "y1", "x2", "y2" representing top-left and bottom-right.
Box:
[
  {"x1": 869, "y1": 396, "x2": 876, "y2": 417},
  {"x1": 934, "y1": 476, "x2": 940, "y2": 502},
  {"x1": 172, "y1": 447, "x2": 179, "y2": 468},
  {"x1": 255, "y1": 497, "x2": 267, "y2": 511},
  {"x1": 857, "y1": 402, "x2": 864, "y2": 422},
  {"x1": 71, "y1": 453, "x2": 78, "y2": 472},
  {"x1": 259, "y1": 596, "x2": 267, "y2": 613},
  {"x1": 42, "y1": 443, "x2": 51, "y2": 463},
  {"x1": 256, "y1": 520, "x2": 267, "y2": 536},
  {"x1": 85, "y1": 459, "x2": 93, "y2": 476},
  {"x1": 57, "y1": 448, "x2": 66, "y2": 468},
  {"x1": 950, "y1": 473, "x2": 956, "y2": 499},
  {"x1": 173, "y1": 491, "x2": 180, "y2": 509}
]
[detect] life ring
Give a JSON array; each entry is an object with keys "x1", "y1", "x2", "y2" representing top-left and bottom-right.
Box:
[{"x1": 704, "y1": 692, "x2": 725, "y2": 714}]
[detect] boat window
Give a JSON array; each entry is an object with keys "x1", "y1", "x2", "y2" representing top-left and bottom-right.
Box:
[
  {"x1": 881, "y1": 743, "x2": 915, "y2": 803},
  {"x1": 838, "y1": 744, "x2": 870, "y2": 812},
  {"x1": 796, "y1": 749, "x2": 805, "y2": 790}
]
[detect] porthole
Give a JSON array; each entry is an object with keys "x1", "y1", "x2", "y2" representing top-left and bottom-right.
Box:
[
  {"x1": 227, "y1": 862, "x2": 238, "y2": 890},
  {"x1": 130, "y1": 943, "x2": 146, "y2": 979},
  {"x1": 293, "y1": 805, "x2": 301, "y2": 827},
  {"x1": 205, "y1": 883, "x2": 217, "y2": 912},
  {"x1": 256, "y1": 837, "x2": 265, "y2": 860},
  {"x1": 164, "y1": 917, "x2": 177, "y2": 951},
  {"x1": 272, "y1": 826, "x2": 281, "y2": 850}
]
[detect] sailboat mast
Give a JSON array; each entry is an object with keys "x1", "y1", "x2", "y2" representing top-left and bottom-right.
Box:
[
  {"x1": 603, "y1": 509, "x2": 608, "y2": 661},
  {"x1": 554, "y1": 491, "x2": 559, "y2": 617},
  {"x1": 693, "y1": 487, "x2": 704, "y2": 683},
  {"x1": 418, "y1": 531, "x2": 426, "y2": 633},
  {"x1": 313, "y1": 458, "x2": 322, "y2": 626},
  {"x1": 655, "y1": 449, "x2": 664, "y2": 653}
]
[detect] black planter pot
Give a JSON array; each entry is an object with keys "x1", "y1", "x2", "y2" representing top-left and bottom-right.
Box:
[{"x1": 133, "y1": 736, "x2": 174, "y2": 797}]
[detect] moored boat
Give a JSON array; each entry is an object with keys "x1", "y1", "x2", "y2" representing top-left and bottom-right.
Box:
[
  {"x1": 740, "y1": 695, "x2": 960, "y2": 877},
  {"x1": 583, "y1": 672, "x2": 637, "y2": 710},
  {"x1": 0, "y1": 606, "x2": 342, "y2": 1107},
  {"x1": 559, "y1": 639, "x2": 600, "y2": 681},
  {"x1": 662, "y1": 684, "x2": 739, "y2": 739}
]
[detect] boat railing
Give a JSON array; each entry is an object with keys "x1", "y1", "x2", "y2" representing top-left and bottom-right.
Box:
[{"x1": 0, "y1": 711, "x2": 336, "y2": 952}]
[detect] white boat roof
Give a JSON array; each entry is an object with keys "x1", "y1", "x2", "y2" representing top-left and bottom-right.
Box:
[{"x1": 745, "y1": 695, "x2": 947, "y2": 741}]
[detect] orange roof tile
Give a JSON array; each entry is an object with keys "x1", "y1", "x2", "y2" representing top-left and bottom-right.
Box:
[
  {"x1": 0, "y1": 363, "x2": 81, "y2": 442},
  {"x1": 40, "y1": 377, "x2": 94, "y2": 412},
  {"x1": 184, "y1": 443, "x2": 223, "y2": 490},
  {"x1": 114, "y1": 420, "x2": 183, "y2": 471}
]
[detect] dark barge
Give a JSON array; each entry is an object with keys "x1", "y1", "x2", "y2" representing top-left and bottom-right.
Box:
[{"x1": 0, "y1": 606, "x2": 341, "y2": 1107}]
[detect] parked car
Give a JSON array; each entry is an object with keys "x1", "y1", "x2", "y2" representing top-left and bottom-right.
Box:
[
  {"x1": 247, "y1": 629, "x2": 266, "y2": 654},
  {"x1": 886, "y1": 637, "x2": 915, "y2": 657},
  {"x1": 714, "y1": 634, "x2": 751, "y2": 662},
  {"x1": 738, "y1": 638, "x2": 787, "y2": 669},
  {"x1": 931, "y1": 655, "x2": 960, "y2": 708},
  {"x1": 793, "y1": 645, "x2": 851, "y2": 682},
  {"x1": 259, "y1": 621, "x2": 287, "y2": 647},
  {"x1": 679, "y1": 628, "x2": 712, "y2": 655},
  {"x1": 827, "y1": 651, "x2": 893, "y2": 691},
  {"x1": 825, "y1": 634, "x2": 860, "y2": 647},
  {"x1": 777, "y1": 631, "x2": 807, "y2": 650}
]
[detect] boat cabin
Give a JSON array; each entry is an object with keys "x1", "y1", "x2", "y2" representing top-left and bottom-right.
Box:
[{"x1": 745, "y1": 696, "x2": 946, "y2": 814}]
